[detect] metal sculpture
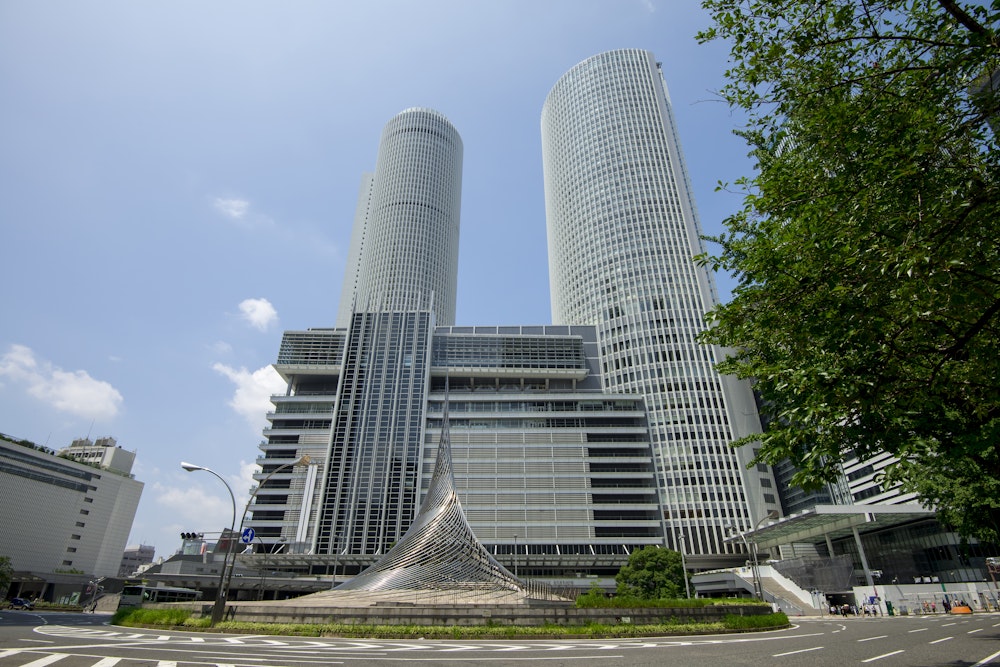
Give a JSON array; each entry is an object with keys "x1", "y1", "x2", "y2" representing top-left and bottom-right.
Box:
[{"x1": 335, "y1": 399, "x2": 524, "y2": 594}]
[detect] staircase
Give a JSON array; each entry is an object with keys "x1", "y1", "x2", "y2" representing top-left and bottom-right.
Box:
[{"x1": 758, "y1": 575, "x2": 820, "y2": 616}]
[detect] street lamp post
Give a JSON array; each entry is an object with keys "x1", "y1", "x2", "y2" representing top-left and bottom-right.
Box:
[
  {"x1": 729, "y1": 510, "x2": 778, "y2": 601},
  {"x1": 678, "y1": 533, "x2": 691, "y2": 599},
  {"x1": 749, "y1": 511, "x2": 779, "y2": 601},
  {"x1": 514, "y1": 535, "x2": 519, "y2": 580},
  {"x1": 182, "y1": 455, "x2": 308, "y2": 625},
  {"x1": 729, "y1": 526, "x2": 758, "y2": 599},
  {"x1": 222, "y1": 455, "x2": 310, "y2": 605},
  {"x1": 330, "y1": 533, "x2": 342, "y2": 590},
  {"x1": 180, "y1": 462, "x2": 235, "y2": 626}
]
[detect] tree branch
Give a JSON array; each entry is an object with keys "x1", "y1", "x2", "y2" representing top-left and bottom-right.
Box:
[{"x1": 936, "y1": 0, "x2": 988, "y2": 36}]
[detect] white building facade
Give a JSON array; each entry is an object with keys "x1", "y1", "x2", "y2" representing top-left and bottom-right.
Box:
[
  {"x1": 541, "y1": 49, "x2": 781, "y2": 556},
  {"x1": 0, "y1": 436, "x2": 143, "y2": 579},
  {"x1": 57, "y1": 436, "x2": 136, "y2": 476}
]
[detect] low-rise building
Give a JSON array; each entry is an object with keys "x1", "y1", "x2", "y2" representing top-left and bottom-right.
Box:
[{"x1": 0, "y1": 433, "x2": 144, "y2": 602}]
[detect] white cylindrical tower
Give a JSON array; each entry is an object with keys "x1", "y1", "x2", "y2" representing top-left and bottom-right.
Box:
[
  {"x1": 338, "y1": 108, "x2": 463, "y2": 327},
  {"x1": 542, "y1": 49, "x2": 780, "y2": 556}
]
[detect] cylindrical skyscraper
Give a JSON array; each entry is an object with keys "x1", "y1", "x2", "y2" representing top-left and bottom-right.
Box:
[
  {"x1": 542, "y1": 49, "x2": 780, "y2": 556},
  {"x1": 337, "y1": 107, "x2": 463, "y2": 327}
]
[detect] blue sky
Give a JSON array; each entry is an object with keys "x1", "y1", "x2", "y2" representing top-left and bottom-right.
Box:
[{"x1": 0, "y1": 1, "x2": 752, "y2": 560}]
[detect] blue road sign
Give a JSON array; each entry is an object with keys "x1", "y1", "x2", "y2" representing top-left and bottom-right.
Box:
[{"x1": 241, "y1": 527, "x2": 255, "y2": 544}]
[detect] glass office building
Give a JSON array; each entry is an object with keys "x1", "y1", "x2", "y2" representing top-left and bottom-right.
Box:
[
  {"x1": 248, "y1": 106, "x2": 664, "y2": 581},
  {"x1": 251, "y1": 321, "x2": 665, "y2": 580},
  {"x1": 336, "y1": 108, "x2": 463, "y2": 328},
  {"x1": 541, "y1": 49, "x2": 780, "y2": 556}
]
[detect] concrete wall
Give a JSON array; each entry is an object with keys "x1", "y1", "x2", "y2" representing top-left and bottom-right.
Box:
[{"x1": 184, "y1": 602, "x2": 771, "y2": 627}]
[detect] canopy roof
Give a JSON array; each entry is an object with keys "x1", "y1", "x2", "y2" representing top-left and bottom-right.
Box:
[{"x1": 738, "y1": 504, "x2": 937, "y2": 549}]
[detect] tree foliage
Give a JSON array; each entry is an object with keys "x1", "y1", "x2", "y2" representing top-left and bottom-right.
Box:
[
  {"x1": 615, "y1": 546, "x2": 687, "y2": 599},
  {"x1": 0, "y1": 556, "x2": 12, "y2": 597},
  {"x1": 697, "y1": 0, "x2": 1000, "y2": 542}
]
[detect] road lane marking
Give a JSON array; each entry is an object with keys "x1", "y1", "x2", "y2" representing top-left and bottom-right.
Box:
[
  {"x1": 908, "y1": 628, "x2": 928, "y2": 633},
  {"x1": 858, "y1": 635, "x2": 888, "y2": 642},
  {"x1": 973, "y1": 647, "x2": 1000, "y2": 666},
  {"x1": 862, "y1": 650, "x2": 905, "y2": 662},
  {"x1": 773, "y1": 646, "x2": 824, "y2": 657},
  {"x1": 930, "y1": 637, "x2": 953, "y2": 644},
  {"x1": 92, "y1": 658, "x2": 121, "y2": 667},
  {"x1": 20, "y1": 656, "x2": 68, "y2": 667}
]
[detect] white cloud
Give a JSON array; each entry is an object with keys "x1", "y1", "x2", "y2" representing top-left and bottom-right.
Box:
[
  {"x1": 212, "y1": 362, "x2": 285, "y2": 431},
  {"x1": 211, "y1": 196, "x2": 276, "y2": 231},
  {"x1": 156, "y1": 481, "x2": 234, "y2": 531},
  {"x1": 210, "y1": 341, "x2": 233, "y2": 356},
  {"x1": 155, "y1": 458, "x2": 263, "y2": 538},
  {"x1": 238, "y1": 298, "x2": 278, "y2": 331},
  {"x1": 0, "y1": 344, "x2": 123, "y2": 420},
  {"x1": 213, "y1": 197, "x2": 250, "y2": 220}
]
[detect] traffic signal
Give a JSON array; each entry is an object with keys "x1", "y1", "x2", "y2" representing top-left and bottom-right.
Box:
[{"x1": 180, "y1": 532, "x2": 203, "y2": 540}]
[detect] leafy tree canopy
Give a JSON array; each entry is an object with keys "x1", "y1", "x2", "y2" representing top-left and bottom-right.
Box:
[
  {"x1": 0, "y1": 556, "x2": 12, "y2": 596},
  {"x1": 697, "y1": 0, "x2": 1000, "y2": 542},
  {"x1": 616, "y1": 546, "x2": 687, "y2": 599}
]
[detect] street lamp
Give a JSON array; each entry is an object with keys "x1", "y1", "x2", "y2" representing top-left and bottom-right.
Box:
[
  {"x1": 513, "y1": 535, "x2": 518, "y2": 580},
  {"x1": 223, "y1": 455, "x2": 310, "y2": 604},
  {"x1": 678, "y1": 533, "x2": 691, "y2": 599},
  {"x1": 180, "y1": 461, "x2": 236, "y2": 626},
  {"x1": 330, "y1": 533, "x2": 342, "y2": 590},
  {"x1": 728, "y1": 510, "x2": 779, "y2": 600}
]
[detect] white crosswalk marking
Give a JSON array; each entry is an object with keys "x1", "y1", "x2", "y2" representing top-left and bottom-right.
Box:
[
  {"x1": 20, "y1": 655, "x2": 67, "y2": 667},
  {"x1": 92, "y1": 658, "x2": 121, "y2": 667}
]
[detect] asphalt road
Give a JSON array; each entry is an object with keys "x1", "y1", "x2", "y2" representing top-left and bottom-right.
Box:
[{"x1": 1, "y1": 609, "x2": 998, "y2": 666}]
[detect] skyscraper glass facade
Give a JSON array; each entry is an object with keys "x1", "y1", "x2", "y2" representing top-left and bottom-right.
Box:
[
  {"x1": 254, "y1": 322, "x2": 666, "y2": 579},
  {"x1": 541, "y1": 49, "x2": 780, "y2": 556},
  {"x1": 336, "y1": 108, "x2": 463, "y2": 327}
]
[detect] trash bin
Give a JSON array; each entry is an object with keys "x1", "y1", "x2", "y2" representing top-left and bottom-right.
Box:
[{"x1": 886, "y1": 601, "x2": 894, "y2": 616}]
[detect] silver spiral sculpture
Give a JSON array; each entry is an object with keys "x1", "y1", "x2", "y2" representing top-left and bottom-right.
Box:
[{"x1": 335, "y1": 400, "x2": 524, "y2": 594}]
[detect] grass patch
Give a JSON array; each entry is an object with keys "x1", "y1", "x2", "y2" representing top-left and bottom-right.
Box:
[
  {"x1": 113, "y1": 609, "x2": 789, "y2": 639},
  {"x1": 112, "y1": 607, "x2": 205, "y2": 628},
  {"x1": 723, "y1": 611, "x2": 789, "y2": 630}
]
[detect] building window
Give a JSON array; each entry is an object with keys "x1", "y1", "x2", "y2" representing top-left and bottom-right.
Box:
[
  {"x1": 66, "y1": 547, "x2": 77, "y2": 553},
  {"x1": 62, "y1": 560, "x2": 73, "y2": 566},
  {"x1": 75, "y1": 522, "x2": 85, "y2": 527},
  {"x1": 71, "y1": 534, "x2": 81, "y2": 540},
  {"x1": 84, "y1": 497, "x2": 93, "y2": 503},
  {"x1": 80, "y1": 509, "x2": 89, "y2": 515}
]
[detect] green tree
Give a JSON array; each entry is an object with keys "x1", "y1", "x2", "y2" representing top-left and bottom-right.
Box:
[
  {"x1": 615, "y1": 546, "x2": 687, "y2": 600},
  {"x1": 696, "y1": 0, "x2": 1000, "y2": 542},
  {"x1": 0, "y1": 556, "x2": 12, "y2": 598}
]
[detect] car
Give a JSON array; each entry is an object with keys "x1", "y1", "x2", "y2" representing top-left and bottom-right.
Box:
[{"x1": 8, "y1": 597, "x2": 34, "y2": 610}]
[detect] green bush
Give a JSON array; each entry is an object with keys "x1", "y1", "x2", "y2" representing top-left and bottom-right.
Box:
[
  {"x1": 576, "y1": 593, "x2": 714, "y2": 609},
  {"x1": 723, "y1": 611, "x2": 789, "y2": 630},
  {"x1": 112, "y1": 607, "x2": 193, "y2": 627},
  {"x1": 112, "y1": 607, "x2": 788, "y2": 638}
]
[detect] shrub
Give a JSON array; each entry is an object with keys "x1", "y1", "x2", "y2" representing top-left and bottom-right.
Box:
[{"x1": 723, "y1": 611, "x2": 789, "y2": 630}]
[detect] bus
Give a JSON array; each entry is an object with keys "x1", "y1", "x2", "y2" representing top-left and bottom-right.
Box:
[{"x1": 118, "y1": 584, "x2": 204, "y2": 608}]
